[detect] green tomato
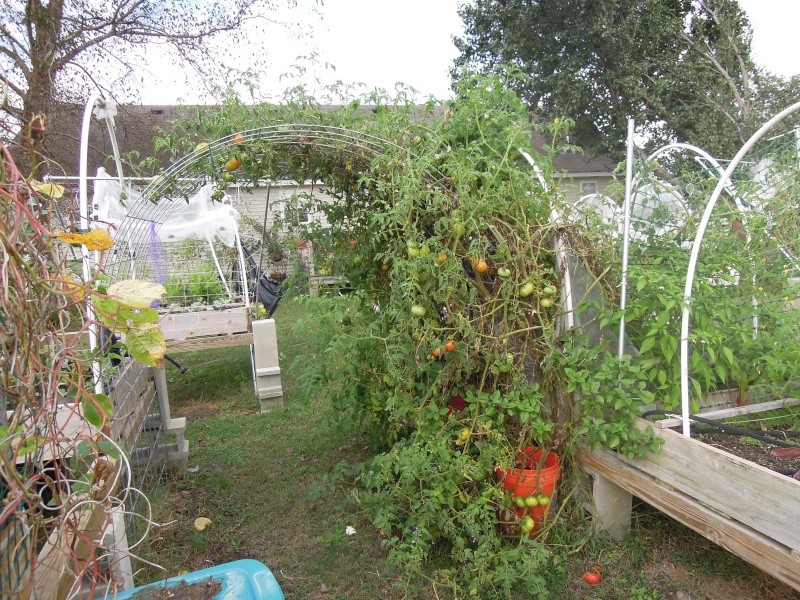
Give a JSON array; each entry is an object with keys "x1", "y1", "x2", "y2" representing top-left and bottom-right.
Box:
[
  {"x1": 514, "y1": 496, "x2": 527, "y2": 508},
  {"x1": 420, "y1": 245, "x2": 431, "y2": 256},
  {"x1": 524, "y1": 495, "x2": 539, "y2": 507},
  {"x1": 540, "y1": 297, "x2": 554, "y2": 308},
  {"x1": 497, "y1": 267, "x2": 511, "y2": 278},
  {"x1": 407, "y1": 247, "x2": 420, "y2": 258},
  {"x1": 519, "y1": 282, "x2": 535, "y2": 297},
  {"x1": 543, "y1": 285, "x2": 557, "y2": 296},
  {"x1": 411, "y1": 305, "x2": 426, "y2": 317},
  {"x1": 453, "y1": 222, "x2": 466, "y2": 236},
  {"x1": 352, "y1": 256, "x2": 362, "y2": 266},
  {"x1": 536, "y1": 494, "x2": 551, "y2": 506},
  {"x1": 520, "y1": 516, "x2": 535, "y2": 534}
]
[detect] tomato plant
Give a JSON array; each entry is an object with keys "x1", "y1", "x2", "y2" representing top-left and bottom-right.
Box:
[{"x1": 154, "y1": 71, "x2": 674, "y2": 597}]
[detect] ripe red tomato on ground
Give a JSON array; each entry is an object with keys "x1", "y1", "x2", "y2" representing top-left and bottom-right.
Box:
[{"x1": 582, "y1": 571, "x2": 601, "y2": 585}]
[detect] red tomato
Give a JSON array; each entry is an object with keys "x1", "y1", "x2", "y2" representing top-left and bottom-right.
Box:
[
  {"x1": 582, "y1": 571, "x2": 601, "y2": 585},
  {"x1": 444, "y1": 340, "x2": 456, "y2": 353}
]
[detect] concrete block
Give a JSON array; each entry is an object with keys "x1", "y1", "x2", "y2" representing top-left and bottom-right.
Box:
[
  {"x1": 252, "y1": 319, "x2": 280, "y2": 366},
  {"x1": 260, "y1": 396, "x2": 284, "y2": 412}
]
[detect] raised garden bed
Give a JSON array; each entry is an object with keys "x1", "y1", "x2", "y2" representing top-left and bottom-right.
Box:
[
  {"x1": 583, "y1": 413, "x2": 800, "y2": 592},
  {"x1": 158, "y1": 304, "x2": 252, "y2": 352}
]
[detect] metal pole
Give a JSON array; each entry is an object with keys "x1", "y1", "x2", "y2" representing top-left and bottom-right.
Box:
[{"x1": 618, "y1": 119, "x2": 635, "y2": 359}]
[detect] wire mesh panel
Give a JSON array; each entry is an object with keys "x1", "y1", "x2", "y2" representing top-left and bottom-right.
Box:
[
  {"x1": 100, "y1": 124, "x2": 425, "y2": 292},
  {"x1": 94, "y1": 173, "x2": 246, "y2": 305}
]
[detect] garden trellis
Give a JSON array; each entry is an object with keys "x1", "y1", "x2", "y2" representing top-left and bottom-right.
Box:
[{"x1": 609, "y1": 106, "x2": 800, "y2": 438}]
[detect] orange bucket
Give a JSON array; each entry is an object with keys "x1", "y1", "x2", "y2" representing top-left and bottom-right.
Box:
[{"x1": 496, "y1": 446, "x2": 561, "y2": 533}]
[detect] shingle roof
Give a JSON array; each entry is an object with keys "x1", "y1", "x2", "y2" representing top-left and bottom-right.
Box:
[{"x1": 43, "y1": 103, "x2": 615, "y2": 178}]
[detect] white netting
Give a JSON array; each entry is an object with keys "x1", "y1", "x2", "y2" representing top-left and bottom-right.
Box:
[{"x1": 92, "y1": 168, "x2": 245, "y2": 306}]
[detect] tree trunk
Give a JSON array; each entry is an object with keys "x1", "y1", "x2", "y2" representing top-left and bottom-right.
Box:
[{"x1": 14, "y1": 0, "x2": 66, "y2": 175}]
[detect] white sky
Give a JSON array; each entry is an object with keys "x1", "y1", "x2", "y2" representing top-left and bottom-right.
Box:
[
  {"x1": 139, "y1": 0, "x2": 799, "y2": 105},
  {"x1": 738, "y1": 0, "x2": 800, "y2": 78}
]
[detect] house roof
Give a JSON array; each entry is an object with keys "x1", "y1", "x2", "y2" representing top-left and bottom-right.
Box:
[{"x1": 43, "y1": 103, "x2": 616, "y2": 179}]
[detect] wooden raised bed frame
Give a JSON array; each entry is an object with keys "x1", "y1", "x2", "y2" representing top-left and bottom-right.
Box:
[
  {"x1": 158, "y1": 305, "x2": 252, "y2": 352},
  {"x1": 583, "y1": 411, "x2": 800, "y2": 592}
]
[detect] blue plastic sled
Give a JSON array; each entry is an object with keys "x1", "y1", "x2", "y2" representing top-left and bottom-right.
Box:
[{"x1": 113, "y1": 559, "x2": 285, "y2": 600}]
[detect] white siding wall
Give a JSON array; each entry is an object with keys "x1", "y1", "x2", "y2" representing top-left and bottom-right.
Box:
[
  {"x1": 228, "y1": 181, "x2": 334, "y2": 231},
  {"x1": 558, "y1": 175, "x2": 616, "y2": 204}
]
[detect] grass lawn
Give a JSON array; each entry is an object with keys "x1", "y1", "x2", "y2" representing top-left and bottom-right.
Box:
[{"x1": 134, "y1": 297, "x2": 800, "y2": 600}]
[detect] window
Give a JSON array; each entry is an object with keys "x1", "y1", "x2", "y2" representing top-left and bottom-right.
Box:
[
  {"x1": 580, "y1": 181, "x2": 597, "y2": 195},
  {"x1": 285, "y1": 206, "x2": 309, "y2": 225}
]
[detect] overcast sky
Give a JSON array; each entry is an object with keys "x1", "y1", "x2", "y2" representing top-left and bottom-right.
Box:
[{"x1": 140, "y1": 0, "x2": 799, "y2": 105}]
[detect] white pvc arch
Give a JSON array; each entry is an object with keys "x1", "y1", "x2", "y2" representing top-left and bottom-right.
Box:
[
  {"x1": 679, "y1": 100, "x2": 800, "y2": 437},
  {"x1": 78, "y1": 94, "x2": 126, "y2": 394}
]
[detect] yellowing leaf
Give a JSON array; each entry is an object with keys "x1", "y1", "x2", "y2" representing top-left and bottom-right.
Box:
[
  {"x1": 62, "y1": 275, "x2": 85, "y2": 299},
  {"x1": 107, "y1": 280, "x2": 166, "y2": 309},
  {"x1": 56, "y1": 230, "x2": 114, "y2": 251},
  {"x1": 194, "y1": 517, "x2": 212, "y2": 532},
  {"x1": 29, "y1": 180, "x2": 65, "y2": 199},
  {"x1": 92, "y1": 296, "x2": 159, "y2": 329},
  {"x1": 125, "y1": 323, "x2": 166, "y2": 368}
]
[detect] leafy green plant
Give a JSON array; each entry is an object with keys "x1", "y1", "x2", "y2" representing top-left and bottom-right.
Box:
[
  {"x1": 588, "y1": 158, "x2": 800, "y2": 412},
  {"x1": 164, "y1": 264, "x2": 227, "y2": 305}
]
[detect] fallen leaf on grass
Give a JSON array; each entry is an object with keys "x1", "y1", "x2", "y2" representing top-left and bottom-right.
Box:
[{"x1": 194, "y1": 517, "x2": 212, "y2": 532}]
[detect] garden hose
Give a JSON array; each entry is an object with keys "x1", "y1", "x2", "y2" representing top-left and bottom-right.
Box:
[{"x1": 165, "y1": 354, "x2": 188, "y2": 374}]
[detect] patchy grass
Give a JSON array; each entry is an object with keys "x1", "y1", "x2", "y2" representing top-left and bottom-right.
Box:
[{"x1": 134, "y1": 297, "x2": 800, "y2": 600}]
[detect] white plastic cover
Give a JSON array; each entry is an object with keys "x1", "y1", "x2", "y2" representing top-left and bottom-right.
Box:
[{"x1": 91, "y1": 168, "x2": 241, "y2": 247}]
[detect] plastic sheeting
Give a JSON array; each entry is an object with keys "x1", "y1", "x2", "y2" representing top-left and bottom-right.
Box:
[{"x1": 91, "y1": 168, "x2": 241, "y2": 248}]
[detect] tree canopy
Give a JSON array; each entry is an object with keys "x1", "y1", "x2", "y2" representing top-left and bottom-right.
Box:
[
  {"x1": 0, "y1": 0, "x2": 315, "y2": 160},
  {"x1": 453, "y1": 0, "x2": 796, "y2": 159}
]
